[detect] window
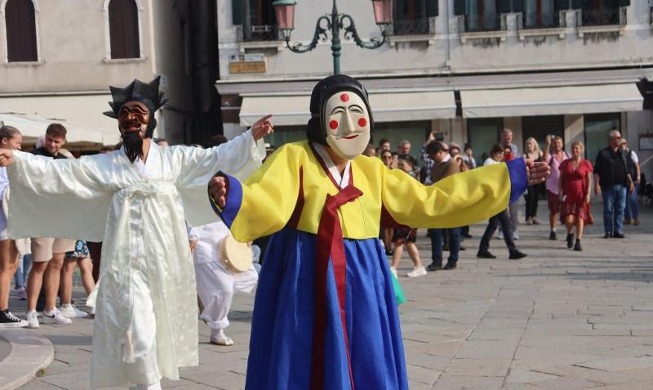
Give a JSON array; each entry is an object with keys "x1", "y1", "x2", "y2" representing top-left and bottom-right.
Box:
[
  {"x1": 108, "y1": 0, "x2": 140, "y2": 59},
  {"x1": 467, "y1": 118, "x2": 504, "y2": 164},
  {"x1": 521, "y1": 115, "x2": 564, "y2": 153},
  {"x1": 232, "y1": 0, "x2": 277, "y2": 41},
  {"x1": 393, "y1": 0, "x2": 438, "y2": 35},
  {"x1": 584, "y1": 113, "x2": 620, "y2": 161},
  {"x1": 580, "y1": 0, "x2": 629, "y2": 26},
  {"x1": 5, "y1": 0, "x2": 38, "y2": 62},
  {"x1": 523, "y1": 0, "x2": 560, "y2": 28},
  {"x1": 455, "y1": 0, "x2": 501, "y2": 32}
]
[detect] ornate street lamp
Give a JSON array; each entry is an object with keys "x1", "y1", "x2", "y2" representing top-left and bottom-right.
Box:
[{"x1": 273, "y1": 0, "x2": 393, "y2": 75}]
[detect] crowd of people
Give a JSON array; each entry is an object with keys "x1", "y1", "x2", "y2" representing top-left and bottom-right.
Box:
[
  {"x1": 9, "y1": 73, "x2": 645, "y2": 390},
  {"x1": 370, "y1": 126, "x2": 641, "y2": 271}
]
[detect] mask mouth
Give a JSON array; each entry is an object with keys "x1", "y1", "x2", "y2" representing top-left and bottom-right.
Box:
[{"x1": 342, "y1": 135, "x2": 359, "y2": 140}]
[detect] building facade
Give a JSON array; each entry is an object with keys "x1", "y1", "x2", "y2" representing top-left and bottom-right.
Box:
[
  {"x1": 216, "y1": 0, "x2": 653, "y2": 180},
  {"x1": 0, "y1": 0, "x2": 202, "y2": 150}
]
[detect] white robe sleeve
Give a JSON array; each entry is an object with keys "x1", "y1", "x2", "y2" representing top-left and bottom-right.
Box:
[
  {"x1": 6, "y1": 151, "x2": 113, "y2": 241},
  {"x1": 175, "y1": 129, "x2": 265, "y2": 227}
]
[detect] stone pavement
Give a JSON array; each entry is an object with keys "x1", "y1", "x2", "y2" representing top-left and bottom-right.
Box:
[{"x1": 2, "y1": 201, "x2": 653, "y2": 389}]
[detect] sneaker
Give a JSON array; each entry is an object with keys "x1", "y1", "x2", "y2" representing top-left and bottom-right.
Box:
[
  {"x1": 496, "y1": 231, "x2": 504, "y2": 240},
  {"x1": 90, "y1": 306, "x2": 96, "y2": 316},
  {"x1": 509, "y1": 250, "x2": 527, "y2": 260},
  {"x1": 389, "y1": 267, "x2": 398, "y2": 278},
  {"x1": 26, "y1": 310, "x2": 39, "y2": 329},
  {"x1": 210, "y1": 329, "x2": 234, "y2": 346},
  {"x1": 549, "y1": 231, "x2": 557, "y2": 240},
  {"x1": 512, "y1": 232, "x2": 520, "y2": 241},
  {"x1": 526, "y1": 217, "x2": 533, "y2": 225},
  {"x1": 624, "y1": 219, "x2": 631, "y2": 225},
  {"x1": 573, "y1": 239, "x2": 582, "y2": 251},
  {"x1": 634, "y1": 219, "x2": 640, "y2": 226},
  {"x1": 0, "y1": 310, "x2": 28, "y2": 328},
  {"x1": 613, "y1": 232, "x2": 625, "y2": 239},
  {"x1": 532, "y1": 218, "x2": 541, "y2": 225},
  {"x1": 42, "y1": 308, "x2": 72, "y2": 325},
  {"x1": 566, "y1": 233, "x2": 574, "y2": 249},
  {"x1": 443, "y1": 262, "x2": 457, "y2": 270},
  {"x1": 477, "y1": 251, "x2": 496, "y2": 259},
  {"x1": 406, "y1": 266, "x2": 427, "y2": 277},
  {"x1": 17, "y1": 289, "x2": 27, "y2": 301},
  {"x1": 59, "y1": 304, "x2": 88, "y2": 318}
]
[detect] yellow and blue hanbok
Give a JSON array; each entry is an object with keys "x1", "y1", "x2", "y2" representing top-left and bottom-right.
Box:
[{"x1": 211, "y1": 140, "x2": 528, "y2": 390}]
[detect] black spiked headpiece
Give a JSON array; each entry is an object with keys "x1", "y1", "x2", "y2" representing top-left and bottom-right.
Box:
[{"x1": 103, "y1": 76, "x2": 167, "y2": 138}]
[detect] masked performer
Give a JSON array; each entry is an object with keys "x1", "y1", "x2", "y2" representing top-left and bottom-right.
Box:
[
  {"x1": 0, "y1": 76, "x2": 273, "y2": 389},
  {"x1": 208, "y1": 74, "x2": 549, "y2": 390}
]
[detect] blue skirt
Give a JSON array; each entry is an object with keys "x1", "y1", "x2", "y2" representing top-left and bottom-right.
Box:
[{"x1": 245, "y1": 226, "x2": 408, "y2": 390}]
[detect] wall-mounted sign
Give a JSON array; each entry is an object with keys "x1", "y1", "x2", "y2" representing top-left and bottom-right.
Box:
[{"x1": 229, "y1": 53, "x2": 266, "y2": 74}]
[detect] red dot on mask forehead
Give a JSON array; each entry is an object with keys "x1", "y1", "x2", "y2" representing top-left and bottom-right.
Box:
[
  {"x1": 340, "y1": 93, "x2": 349, "y2": 102},
  {"x1": 358, "y1": 118, "x2": 367, "y2": 127},
  {"x1": 329, "y1": 120, "x2": 339, "y2": 130}
]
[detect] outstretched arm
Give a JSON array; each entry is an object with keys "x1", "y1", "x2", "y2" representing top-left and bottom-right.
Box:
[{"x1": 0, "y1": 149, "x2": 14, "y2": 167}]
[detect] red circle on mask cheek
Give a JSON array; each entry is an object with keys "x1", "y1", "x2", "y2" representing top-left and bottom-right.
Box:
[
  {"x1": 329, "y1": 120, "x2": 339, "y2": 130},
  {"x1": 340, "y1": 93, "x2": 349, "y2": 102},
  {"x1": 358, "y1": 118, "x2": 367, "y2": 127}
]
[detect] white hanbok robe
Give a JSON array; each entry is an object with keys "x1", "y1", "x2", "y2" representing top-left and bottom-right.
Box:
[
  {"x1": 7, "y1": 132, "x2": 264, "y2": 388},
  {"x1": 189, "y1": 221, "x2": 258, "y2": 330}
]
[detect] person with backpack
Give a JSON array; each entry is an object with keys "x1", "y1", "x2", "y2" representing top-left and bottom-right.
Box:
[{"x1": 621, "y1": 139, "x2": 640, "y2": 226}]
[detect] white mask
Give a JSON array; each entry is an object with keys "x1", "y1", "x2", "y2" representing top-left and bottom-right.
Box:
[{"x1": 324, "y1": 91, "x2": 371, "y2": 160}]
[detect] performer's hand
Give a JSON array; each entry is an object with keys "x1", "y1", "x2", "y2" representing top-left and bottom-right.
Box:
[
  {"x1": 251, "y1": 114, "x2": 274, "y2": 141},
  {"x1": 209, "y1": 176, "x2": 228, "y2": 208},
  {"x1": 525, "y1": 160, "x2": 549, "y2": 186},
  {"x1": 0, "y1": 149, "x2": 14, "y2": 167}
]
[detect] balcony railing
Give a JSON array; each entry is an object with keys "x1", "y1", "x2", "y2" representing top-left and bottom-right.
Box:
[
  {"x1": 461, "y1": 14, "x2": 503, "y2": 32},
  {"x1": 393, "y1": 17, "x2": 433, "y2": 36},
  {"x1": 236, "y1": 24, "x2": 279, "y2": 42},
  {"x1": 580, "y1": 7, "x2": 626, "y2": 27},
  {"x1": 521, "y1": 11, "x2": 563, "y2": 29}
]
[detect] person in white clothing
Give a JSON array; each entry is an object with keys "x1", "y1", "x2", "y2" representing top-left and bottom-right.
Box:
[
  {"x1": 0, "y1": 77, "x2": 273, "y2": 390},
  {"x1": 189, "y1": 220, "x2": 258, "y2": 346},
  {"x1": 0, "y1": 125, "x2": 27, "y2": 328}
]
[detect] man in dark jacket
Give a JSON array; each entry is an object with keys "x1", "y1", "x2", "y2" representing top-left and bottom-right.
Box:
[{"x1": 594, "y1": 130, "x2": 634, "y2": 238}]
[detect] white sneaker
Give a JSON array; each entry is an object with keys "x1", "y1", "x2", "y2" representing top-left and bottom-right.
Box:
[
  {"x1": 59, "y1": 304, "x2": 88, "y2": 318},
  {"x1": 496, "y1": 231, "x2": 504, "y2": 240},
  {"x1": 406, "y1": 266, "x2": 427, "y2": 278},
  {"x1": 389, "y1": 267, "x2": 398, "y2": 278},
  {"x1": 42, "y1": 308, "x2": 72, "y2": 325},
  {"x1": 513, "y1": 232, "x2": 520, "y2": 240},
  {"x1": 210, "y1": 329, "x2": 234, "y2": 346},
  {"x1": 26, "y1": 310, "x2": 40, "y2": 329}
]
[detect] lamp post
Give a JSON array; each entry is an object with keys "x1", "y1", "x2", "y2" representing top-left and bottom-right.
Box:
[{"x1": 273, "y1": 0, "x2": 393, "y2": 75}]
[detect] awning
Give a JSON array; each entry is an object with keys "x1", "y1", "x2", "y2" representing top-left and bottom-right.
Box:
[
  {"x1": 239, "y1": 90, "x2": 456, "y2": 127},
  {"x1": 460, "y1": 83, "x2": 643, "y2": 118},
  {"x1": 0, "y1": 94, "x2": 120, "y2": 145},
  {"x1": 0, "y1": 110, "x2": 105, "y2": 151},
  {"x1": 239, "y1": 95, "x2": 311, "y2": 127}
]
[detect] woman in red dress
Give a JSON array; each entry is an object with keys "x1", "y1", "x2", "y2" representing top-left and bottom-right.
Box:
[{"x1": 558, "y1": 141, "x2": 593, "y2": 251}]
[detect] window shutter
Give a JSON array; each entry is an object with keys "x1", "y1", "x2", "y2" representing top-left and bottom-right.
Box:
[
  {"x1": 499, "y1": 0, "x2": 512, "y2": 13},
  {"x1": 427, "y1": 0, "x2": 439, "y2": 17},
  {"x1": 618, "y1": 0, "x2": 630, "y2": 6},
  {"x1": 512, "y1": 0, "x2": 524, "y2": 12},
  {"x1": 6, "y1": 0, "x2": 38, "y2": 61},
  {"x1": 232, "y1": 0, "x2": 244, "y2": 25},
  {"x1": 454, "y1": 0, "x2": 466, "y2": 15},
  {"x1": 109, "y1": 0, "x2": 140, "y2": 59},
  {"x1": 554, "y1": 0, "x2": 568, "y2": 10}
]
